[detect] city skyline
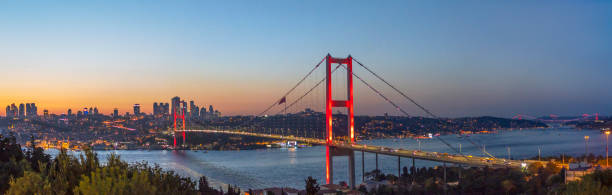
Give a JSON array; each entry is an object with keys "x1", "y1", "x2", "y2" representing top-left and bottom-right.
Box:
[{"x1": 1, "y1": 1, "x2": 611, "y2": 117}]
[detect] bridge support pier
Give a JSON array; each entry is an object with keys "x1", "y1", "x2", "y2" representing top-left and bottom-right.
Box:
[
  {"x1": 375, "y1": 153, "x2": 379, "y2": 171},
  {"x1": 412, "y1": 158, "x2": 416, "y2": 182},
  {"x1": 443, "y1": 162, "x2": 447, "y2": 184},
  {"x1": 397, "y1": 156, "x2": 400, "y2": 178},
  {"x1": 361, "y1": 150, "x2": 365, "y2": 182},
  {"x1": 326, "y1": 145, "x2": 356, "y2": 189}
]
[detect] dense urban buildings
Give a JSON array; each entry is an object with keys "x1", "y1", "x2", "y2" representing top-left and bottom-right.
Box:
[{"x1": 4, "y1": 103, "x2": 37, "y2": 118}]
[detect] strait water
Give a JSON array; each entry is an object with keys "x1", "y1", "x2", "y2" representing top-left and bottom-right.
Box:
[{"x1": 46, "y1": 128, "x2": 609, "y2": 190}]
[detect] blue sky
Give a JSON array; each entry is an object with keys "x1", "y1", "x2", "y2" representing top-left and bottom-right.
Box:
[{"x1": 1, "y1": 0, "x2": 611, "y2": 117}]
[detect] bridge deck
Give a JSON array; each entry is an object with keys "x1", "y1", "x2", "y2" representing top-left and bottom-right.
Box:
[{"x1": 176, "y1": 129, "x2": 542, "y2": 168}]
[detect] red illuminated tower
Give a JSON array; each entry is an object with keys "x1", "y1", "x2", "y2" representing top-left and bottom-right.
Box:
[
  {"x1": 325, "y1": 54, "x2": 355, "y2": 187},
  {"x1": 173, "y1": 108, "x2": 186, "y2": 148}
]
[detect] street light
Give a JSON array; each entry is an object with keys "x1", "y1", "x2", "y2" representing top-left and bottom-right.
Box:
[
  {"x1": 605, "y1": 131, "x2": 610, "y2": 167},
  {"x1": 585, "y1": 136, "x2": 590, "y2": 162}
]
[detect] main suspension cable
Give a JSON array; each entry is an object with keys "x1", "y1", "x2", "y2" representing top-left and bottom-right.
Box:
[
  {"x1": 348, "y1": 67, "x2": 412, "y2": 117},
  {"x1": 276, "y1": 64, "x2": 342, "y2": 115},
  {"x1": 346, "y1": 62, "x2": 471, "y2": 159},
  {"x1": 258, "y1": 56, "x2": 326, "y2": 116},
  {"x1": 353, "y1": 58, "x2": 438, "y2": 118}
]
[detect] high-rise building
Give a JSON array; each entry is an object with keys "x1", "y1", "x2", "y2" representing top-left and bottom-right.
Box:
[
  {"x1": 171, "y1": 96, "x2": 180, "y2": 116},
  {"x1": 133, "y1": 104, "x2": 141, "y2": 115},
  {"x1": 10, "y1": 104, "x2": 18, "y2": 117},
  {"x1": 113, "y1": 108, "x2": 119, "y2": 117},
  {"x1": 153, "y1": 103, "x2": 159, "y2": 115},
  {"x1": 93, "y1": 107, "x2": 98, "y2": 115},
  {"x1": 43, "y1": 109, "x2": 49, "y2": 117},
  {"x1": 164, "y1": 103, "x2": 169, "y2": 115},
  {"x1": 5, "y1": 106, "x2": 10, "y2": 117},
  {"x1": 25, "y1": 103, "x2": 31, "y2": 116},
  {"x1": 30, "y1": 103, "x2": 37, "y2": 116},
  {"x1": 83, "y1": 108, "x2": 89, "y2": 116},
  {"x1": 154, "y1": 102, "x2": 170, "y2": 116},
  {"x1": 181, "y1": 101, "x2": 187, "y2": 116},
  {"x1": 209, "y1": 105, "x2": 214, "y2": 115},
  {"x1": 19, "y1": 103, "x2": 25, "y2": 117},
  {"x1": 189, "y1": 100, "x2": 200, "y2": 118},
  {"x1": 200, "y1": 107, "x2": 207, "y2": 118},
  {"x1": 67, "y1": 109, "x2": 72, "y2": 116}
]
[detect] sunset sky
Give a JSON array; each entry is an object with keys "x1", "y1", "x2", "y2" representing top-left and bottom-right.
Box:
[{"x1": 1, "y1": 0, "x2": 611, "y2": 117}]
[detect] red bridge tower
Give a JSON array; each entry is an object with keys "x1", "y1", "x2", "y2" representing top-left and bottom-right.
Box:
[{"x1": 325, "y1": 54, "x2": 356, "y2": 188}]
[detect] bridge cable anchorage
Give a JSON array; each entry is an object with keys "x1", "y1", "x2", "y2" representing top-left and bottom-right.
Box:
[
  {"x1": 258, "y1": 56, "x2": 326, "y2": 116},
  {"x1": 277, "y1": 64, "x2": 343, "y2": 115},
  {"x1": 352, "y1": 58, "x2": 437, "y2": 118}
]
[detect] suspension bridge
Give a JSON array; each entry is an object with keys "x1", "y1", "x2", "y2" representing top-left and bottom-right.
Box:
[{"x1": 170, "y1": 54, "x2": 545, "y2": 188}]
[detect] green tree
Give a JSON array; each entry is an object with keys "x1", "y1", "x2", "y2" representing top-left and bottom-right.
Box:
[
  {"x1": 0, "y1": 134, "x2": 28, "y2": 193},
  {"x1": 6, "y1": 171, "x2": 51, "y2": 195},
  {"x1": 563, "y1": 170, "x2": 612, "y2": 195},
  {"x1": 25, "y1": 135, "x2": 51, "y2": 172},
  {"x1": 73, "y1": 166, "x2": 156, "y2": 195}
]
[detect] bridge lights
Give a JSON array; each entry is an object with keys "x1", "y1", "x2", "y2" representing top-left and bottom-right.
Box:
[{"x1": 605, "y1": 130, "x2": 610, "y2": 167}]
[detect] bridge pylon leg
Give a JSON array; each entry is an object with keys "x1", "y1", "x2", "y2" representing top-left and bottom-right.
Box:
[
  {"x1": 361, "y1": 150, "x2": 365, "y2": 182},
  {"x1": 375, "y1": 153, "x2": 379, "y2": 171},
  {"x1": 348, "y1": 151, "x2": 355, "y2": 189},
  {"x1": 326, "y1": 145, "x2": 333, "y2": 184},
  {"x1": 326, "y1": 146, "x2": 356, "y2": 189},
  {"x1": 398, "y1": 156, "x2": 400, "y2": 178}
]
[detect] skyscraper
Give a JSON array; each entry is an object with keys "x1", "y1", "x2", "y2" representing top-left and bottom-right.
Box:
[
  {"x1": 163, "y1": 103, "x2": 169, "y2": 115},
  {"x1": 171, "y1": 96, "x2": 180, "y2": 116},
  {"x1": 189, "y1": 100, "x2": 199, "y2": 118},
  {"x1": 11, "y1": 104, "x2": 17, "y2": 117},
  {"x1": 31, "y1": 103, "x2": 37, "y2": 116},
  {"x1": 19, "y1": 103, "x2": 25, "y2": 117},
  {"x1": 25, "y1": 103, "x2": 31, "y2": 116},
  {"x1": 113, "y1": 108, "x2": 119, "y2": 117},
  {"x1": 200, "y1": 107, "x2": 207, "y2": 118},
  {"x1": 209, "y1": 105, "x2": 214, "y2": 115},
  {"x1": 181, "y1": 101, "x2": 187, "y2": 116},
  {"x1": 67, "y1": 109, "x2": 72, "y2": 116},
  {"x1": 153, "y1": 103, "x2": 159, "y2": 115},
  {"x1": 133, "y1": 104, "x2": 141, "y2": 115},
  {"x1": 5, "y1": 106, "x2": 10, "y2": 117},
  {"x1": 93, "y1": 107, "x2": 98, "y2": 115}
]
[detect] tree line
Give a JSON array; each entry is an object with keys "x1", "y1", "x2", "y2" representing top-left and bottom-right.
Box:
[{"x1": 0, "y1": 133, "x2": 240, "y2": 195}]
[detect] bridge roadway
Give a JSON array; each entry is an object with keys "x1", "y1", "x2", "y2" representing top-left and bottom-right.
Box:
[{"x1": 176, "y1": 129, "x2": 543, "y2": 168}]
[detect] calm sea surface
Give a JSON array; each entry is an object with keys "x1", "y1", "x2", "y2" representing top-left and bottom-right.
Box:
[{"x1": 46, "y1": 128, "x2": 609, "y2": 190}]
